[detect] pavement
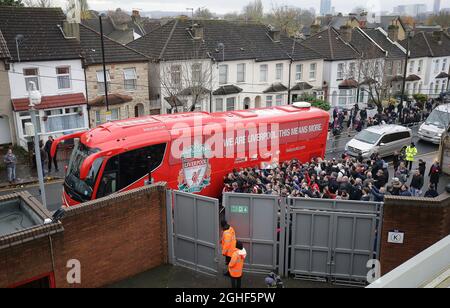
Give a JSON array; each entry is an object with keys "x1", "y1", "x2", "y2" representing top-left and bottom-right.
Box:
[{"x1": 108, "y1": 264, "x2": 346, "y2": 289}]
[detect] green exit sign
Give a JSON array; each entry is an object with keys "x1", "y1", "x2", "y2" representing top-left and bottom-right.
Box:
[{"x1": 230, "y1": 205, "x2": 249, "y2": 214}]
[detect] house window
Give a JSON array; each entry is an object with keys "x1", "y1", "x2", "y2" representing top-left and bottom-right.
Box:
[
  {"x1": 123, "y1": 68, "x2": 137, "y2": 91},
  {"x1": 276, "y1": 94, "x2": 283, "y2": 106},
  {"x1": 386, "y1": 61, "x2": 393, "y2": 75},
  {"x1": 237, "y1": 63, "x2": 246, "y2": 83},
  {"x1": 260, "y1": 64, "x2": 268, "y2": 82},
  {"x1": 215, "y1": 98, "x2": 223, "y2": 112},
  {"x1": 435, "y1": 81, "x2": 440, "y2": 95},
  {"x1": 96, "y1": 70, "x2": 111, "y2": 94},
  {"x1": 276, "y1": 63, "x2": 283, "y2": 80},
  {"x1": 442, "y1": 59, "x2": 447, "y2": 72},
  {"x1": 338, "y1": 89, "x2": 347, "y2": 107},
  {"x1": 418, "y1": 60, "x2": 423, "y2": 73},
  {"x1": 219, "y1": 65, "x2": 228, "y2": 84},
  {"x1": 349, "y1": 62, "x2": 356, "y2": 79},
  {"x1": 19, "y1": 112, "x2": 41, "y2": 137},
  {"x1": 419, "y1": 82, "x2": 423, "y2": 93},
  {"x1": 24, "y1": 68, "x2": 40, "y2": 91},
  {"x1": 442, "y1": 80, "x2": 447, "y2": 93},
  {"x1": 170, "y1": 65, "x2": 182, "y2": 86},
  {"x1": 111, "y1": 108, "x2": 120, "y2": 121},
  {"x1": 397, "y1": 61, "x2": 403, "y2": 75},
  {"x1": 95, "y1": 110, "x2": 102, "y2": 126},
  {"x1": 409, "y1": 61, "x2": 415, "y2": 74},
  {"x1": 192, "y1": 63, "x2": 202, "y2": 83},
  {"x1": 56, "y1": 67, "x2": 71, "y2": 90},
  {"x1": 413, "y1": 82, "x2": 417, "y2": 94},
  {"x1": 43, "y1": 107, "x2": 85, "y2": 133},
  {"x1": 226, "y1": 97, "x2": 235, "y2": 111},
  {"x1": 434, "y1": 60, "x2": 440, "y2": 73},
  {"x1": 309, "y1": 63, "x2": 317, "y2": 80},
  {"x1": 406, "y1": 83, "x2": 411, "y2": 95},
  {"x1": 337, "y1": 63, "x2": 345, "y2": 80},
  {"x1": 430, "y1": 82, "x2": 434, "y2": 95},
  {"x1": 296, "y1": 64, "x2": 303, "y2": 81},
  {"x1": 266, "y1": 95, "x2": 273, "y2": 107}
]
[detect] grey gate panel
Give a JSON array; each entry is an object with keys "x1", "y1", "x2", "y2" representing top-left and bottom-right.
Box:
[
  {"x1": 289, "y1": 209, "x2": 333, "y2": 279},
  {"x1": 288, "y1": 197, "x2": 383, "y2": 283},
  {"x1": 223, "y1": 193, "x2": 284, "y2": 274},
  {"x1": 172, "y1": 191, "x2": 219, "y2": 276}
]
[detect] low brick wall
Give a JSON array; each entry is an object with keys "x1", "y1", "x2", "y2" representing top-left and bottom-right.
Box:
[
  {"x1": 0, "y1": 183, "x2": 168, "y2": 288},
  {"x1": 380, "y1": 193, "x2": 450, "y2": 275}
]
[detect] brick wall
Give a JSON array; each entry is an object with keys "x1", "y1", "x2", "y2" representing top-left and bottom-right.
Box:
[
  {"x1": 380, "y1": 193, "x2": 450, "y2": 275},
  {"x1": 0, "y1": 183, "x2": 168, "y2": 288}
]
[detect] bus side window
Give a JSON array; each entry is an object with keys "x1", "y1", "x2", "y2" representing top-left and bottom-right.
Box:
[{"x1": 97, "y1": 156, "x2": 119, "y2": 198}]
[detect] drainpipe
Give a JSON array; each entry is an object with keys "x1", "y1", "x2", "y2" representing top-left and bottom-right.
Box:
[{"x1": 288, "y1": 59, "x2": 293, "y2": 105}]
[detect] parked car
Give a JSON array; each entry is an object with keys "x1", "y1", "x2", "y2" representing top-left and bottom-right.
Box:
[
  {"x1": 345, "y1": 125, "x2": 413, "y2": 158},
  {"x1": 418, "y1": 103, "x2": 450, "y2": 144}
]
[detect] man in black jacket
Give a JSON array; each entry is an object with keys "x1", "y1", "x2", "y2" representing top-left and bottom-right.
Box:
[{"x1": 410, "y1": 169, "x2": 424, "y2": 197}]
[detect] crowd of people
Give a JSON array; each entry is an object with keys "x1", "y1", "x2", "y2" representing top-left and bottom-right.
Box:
[
  {"x1": 223, "y1": 152, "x2": 443, "y2": 201},
  {"x1": 332, "y1": 99, "x2": 440, "y2": 135}
]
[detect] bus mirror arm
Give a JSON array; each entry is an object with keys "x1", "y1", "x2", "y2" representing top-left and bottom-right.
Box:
[
  {"x1": 51, "y1": 131, "x2": 85, "y2": 158},
  {"x1": 79, "y1": 148, "x2": 123, "y2": 180}
]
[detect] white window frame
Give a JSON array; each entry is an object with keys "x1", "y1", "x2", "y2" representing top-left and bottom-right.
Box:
[
  {"x1": 237, "y1": 63, "x2": 246, "y2": 83},
  {"x1": 226, "y1": 97, "x2": 235, "y2": 111},
  {"x1": 192, "y1": 63, "x2": 202, "y2": 83},
  {"x1": 95, "y1": 110, "x2": 102, "y2": 126},
  {"x1": 56, "y1": 66, "x2": 71, "y2": 90},
  {"x1": 337, "y1": 63, "x2": 345, "y2": 80},
  {"x1": 260, "y1": 64, "x2": 268, "y2": 83},
  {"x1": 96, "y1": 70, "x2": 111, "y2": 94},
  {"x1": 170, "y1": 65, "x2": 182, "y2": 86},
  {"x1": 24, "y1": 68, "x2": 40, "y2": 91},
  {"x1": 215, "y1": 98, "x2": 224, "y2": 112},
  {"x1": 276, "y1": 63, "x2": 283, "y2": 80},
  {"x1": 219, "y1": 64, "x2": 228, "y2": 85},
  {"x1": 397, "y1": 61, "x2": 403, "y2": 75},
  {"x1": 275, "y1": 94, "x2": 283, "y2": 106},
  {"x1": 434, "y1": 59, "x2": 440, "y2": 74},
  {"x1": 442, "y1": 59, "x2": 447, "y2": 72},
  {"x1": 418, "y1": 59, "x2": 423, "y2": 73},
  {"x1": 111, "y1": 108, "x2": 120, "y2": 121},
  {"x1": 409, "y1": 60, "x2": 415, "y2": 74},
  {"x1": 310, "y1": 63, "x2": 317, "y2": 80},
  {"x1": 266, "y1": 95, "x2": 273, "y2": 107},
  {"x1": 123, "y1": 68, "x2": 137, "y2": 91},
  {"x1": 296, "y1": 64, "x2": 303, "y2": 81}
]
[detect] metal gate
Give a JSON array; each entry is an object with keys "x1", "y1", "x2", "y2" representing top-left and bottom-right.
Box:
[
  {"x1": 167, "y1": 190, "x2": 220, "y2": 276},
  {"x1": 223, "y1": 193, "x2": 286, "y2": 275},
  {"x1": 287, "y1": 198, "x2": 383, "y2": 283}
]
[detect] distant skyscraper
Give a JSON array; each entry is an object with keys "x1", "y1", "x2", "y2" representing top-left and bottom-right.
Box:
[
  {"x1": 434, "y1": 0, "x2": 441, "y2": 14},
  {"x1": 320, "y1": 0, "x2": 332, "y2": 16}
]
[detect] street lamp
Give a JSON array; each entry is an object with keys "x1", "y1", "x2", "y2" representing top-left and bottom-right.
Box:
[{"x1": 28, "y1": 81, "x2": 47, "y2": 209}]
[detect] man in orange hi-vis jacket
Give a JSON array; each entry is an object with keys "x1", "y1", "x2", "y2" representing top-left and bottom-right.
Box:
[
  {"x1": 221, "y1": 220, "x2": 236, "y2": 274},
  {"x1": 228, "y1": 241, "x2": 247, "y2": 288}
]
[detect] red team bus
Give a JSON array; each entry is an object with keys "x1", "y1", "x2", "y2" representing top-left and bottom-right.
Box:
[{"x1": 52, "y1": 103, "x2": 329, "y2": 207}]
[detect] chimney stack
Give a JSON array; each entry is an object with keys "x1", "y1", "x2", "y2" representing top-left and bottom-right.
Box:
[
  {"x1": 191, "y1": 23, "x2": 204, "y2": 40},
  {"x1": 310, "y1": 24, "x2": 321, "y2": 36},
  {"x1": 433, "y1": 30, "x2": 443, "y2": 44},
  {"x1": 62, "y1": 21, "x2": 80, "y2": 41},
  {"x1": 132, "y1": 10, "x2": 140, "y2": 20},
  {"x1": 388, "y1": 25, "x2": 399, "y2": 42},
  {"x1": 340, "y1": 25, "x2": 352, "y2": 42}
]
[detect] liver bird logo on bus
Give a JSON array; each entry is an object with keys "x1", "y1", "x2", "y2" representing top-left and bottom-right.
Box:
[{"x1": 177, "y1": 145, "x2": 212, "y2": 193}]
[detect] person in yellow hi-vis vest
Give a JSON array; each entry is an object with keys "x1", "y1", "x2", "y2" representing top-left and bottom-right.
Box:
[
  {"x1": 228, "y1": 241, "x2": 247, "y2": 289},
  {"x1": 221, "y1": 220, "x2": 236, "y2": 275},
  {"x1": 405, "y1": 142, "x2": 418, "y2": 171}
]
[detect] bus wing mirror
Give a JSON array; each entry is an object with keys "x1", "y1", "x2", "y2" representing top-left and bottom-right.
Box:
[
  {"x1": 51, "y1": 131, "x2": 85, "y2": 158},
  {"x1": 79, "y1": 148, "x2": 122, "y2": 180}
]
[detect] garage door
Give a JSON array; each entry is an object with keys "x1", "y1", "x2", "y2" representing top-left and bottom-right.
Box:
[{"x1": 0, "y1": 116, "x2": 12, "y2": 145}]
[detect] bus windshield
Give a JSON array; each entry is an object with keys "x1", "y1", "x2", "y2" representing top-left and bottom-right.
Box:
[{"x1": 65, "y1": 140, "x2": 102, "y2": 202}]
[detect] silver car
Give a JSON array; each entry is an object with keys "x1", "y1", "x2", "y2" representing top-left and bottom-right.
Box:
[
  {"x1": 418, "y1": 103, "x2": 450, "y2": 144},
  {"x1": 345, "y1": 125, "x2": 413, "y2": 158}
]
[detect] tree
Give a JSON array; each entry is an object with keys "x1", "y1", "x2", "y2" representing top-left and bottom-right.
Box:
[
  {"x1": 194, "y1": 7, "x2": 214, "y2": 19},
  {"x1": 242, "y1": 0, "x2": 264, "y2": 22},
  {"x1": 426, "y1": 12, "x2": 450, "y2": 28},
  {"x1": 0, "y1": 0, "x2": 24, "y2": 6},
  {"x1": 266, "y1": 5, "x2": 314, "y2": 37},
  {"x1": 159, "y1": 48, "x2": 213, "y2": 113},
  {"x1": 24, "y1": 0, "x2": 53, "y2": 7}
]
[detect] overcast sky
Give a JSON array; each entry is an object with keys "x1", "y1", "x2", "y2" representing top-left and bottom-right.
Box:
[{"x1": 57, "y1": 0, "x2": 450, "y2": 15}]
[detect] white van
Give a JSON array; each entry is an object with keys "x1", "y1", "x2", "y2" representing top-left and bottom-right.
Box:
[
  {"x1": 345, "y1": 125, "x2": 413, "y2": 158},
  {"x1": 418, "y1": 104, "x2": 450, "y2": 144}
]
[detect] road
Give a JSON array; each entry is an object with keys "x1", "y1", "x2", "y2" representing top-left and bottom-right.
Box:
[{"x1": 0, "y1": 125, "x2": 443, "y2": 212}]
